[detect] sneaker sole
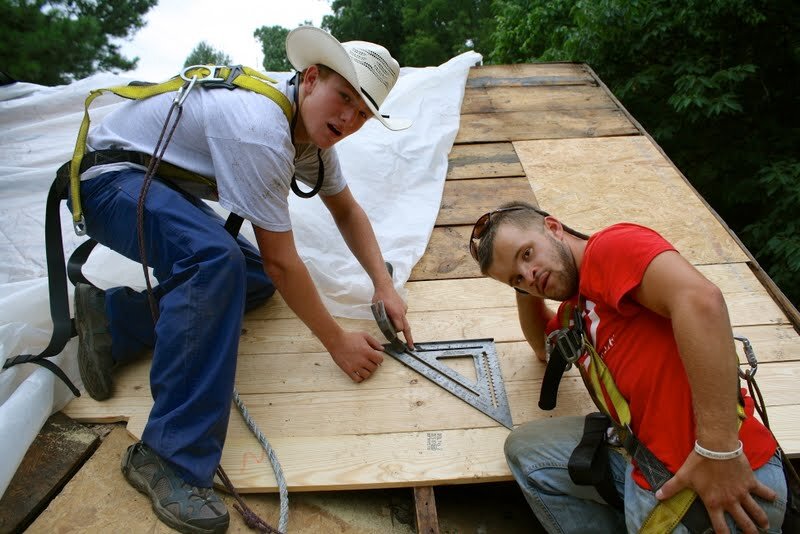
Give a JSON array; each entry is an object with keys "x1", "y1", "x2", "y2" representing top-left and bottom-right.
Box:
[
  {"x1": 121, "y1": 447, "x2": 229, "y2": 534},
  {"x1": 75, "y1": 284, "x2": 112, "y2": 401}
]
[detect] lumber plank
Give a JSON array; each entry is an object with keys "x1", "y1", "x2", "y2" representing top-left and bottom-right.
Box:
[
  {"x1": 462, "y1": 85, "x2": 616, "y2": 114},
  {"x1": 0, "y1": 413, "x2": 99, "y2": 533},
  {"x1": 257, "y1": 262, "x2": 785, "y2": 319},
  {"x1": 765, "y1": 405, "x2": 800, "y2": 458},
  {"x1": 514, "y1": 136, "x2": 748, "y2": 264},
  {"x1": 414, "y1": 486, "x2": 440, "y2": 534},
  {"x1": 90, "y1": 364, "x2": 799, "y2": 491},
  {"x1": 411, "y1": 226, "x2": 478, "y2": 281},
  {"x1": 455, "y1": 108, "x2": 638, "y2": 143},
  {"x1": 466, "y1": 63, "x2": 594, "y2": 88},
  {"x1": 435, "y1": 177, "x2": 539, "y2": 226},
  {"x1": 446, "y1": 143, "x2": 524, "y2": 180}
]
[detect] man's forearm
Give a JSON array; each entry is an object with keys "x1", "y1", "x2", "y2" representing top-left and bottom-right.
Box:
[
  {"x1": 333, "y1": 204, "x2": 392, "y2": 290},
  {"x1": 517, "y1": 294, "x2": 553, "y2": 362},
  {"x1": 264, "y1": 255, "x2": 344, "y2": 349},
  {"x1": 671, "y1": 286, "x2": 740, "y2": 451}
]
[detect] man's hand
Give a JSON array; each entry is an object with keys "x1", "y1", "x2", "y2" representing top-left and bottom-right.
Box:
[
  {"x1": 327, "y1": 330, "x2": 386, "y2": 382},
  {"x1": 656, "y1": 451, "x2": 777, "y2": 533},
  {"x1": 373, "y1": 286, "x2": 414, "y2": 349}
]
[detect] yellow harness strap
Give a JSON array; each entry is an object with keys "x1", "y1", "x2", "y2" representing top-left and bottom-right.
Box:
[
  {"x1": 562, "y1": 304, "x2": 746, "y2": 533},
  {"x1": 68, "y1": 65, "x2": 292, "y2": 230}
]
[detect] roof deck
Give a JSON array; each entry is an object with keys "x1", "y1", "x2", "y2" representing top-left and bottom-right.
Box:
[{"x1": 61, "y1": 63, "x2": 800, "y2": 494}]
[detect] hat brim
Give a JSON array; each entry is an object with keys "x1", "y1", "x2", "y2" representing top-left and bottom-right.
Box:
[{"x1": 285, "y1": 27, "x2": 411, "y2": 131}]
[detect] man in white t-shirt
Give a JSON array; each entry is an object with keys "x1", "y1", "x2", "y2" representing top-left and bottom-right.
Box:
[{"x1": 71, "y1": 26, "x2": 414, "y2": 533}]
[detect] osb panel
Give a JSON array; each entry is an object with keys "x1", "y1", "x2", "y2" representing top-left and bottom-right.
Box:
[
  {"x1": 446, "y1": 143, "x2": 524, "y2": 180},
  {"x1": 514, "y1": 136, "x2": 749, "y2": 264},
  {"x1": 455, "y1": 108, "x2": 638, "y2": 143}
]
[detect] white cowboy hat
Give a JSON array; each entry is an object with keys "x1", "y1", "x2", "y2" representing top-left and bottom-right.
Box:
[{"x1": 285, "y1": 26, "x2": 412, "y2": 131}]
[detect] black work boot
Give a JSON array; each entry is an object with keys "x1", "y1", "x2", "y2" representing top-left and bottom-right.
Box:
[
  {"x1": 74, "y1": 283, "x2": 114, "y2": 400},
  {"x1": 122, "y1": 442, "x2": 230, "y2": 534}
]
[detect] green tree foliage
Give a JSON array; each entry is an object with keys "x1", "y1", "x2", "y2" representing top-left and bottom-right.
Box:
[
  {"x1": 0, "y1": 0, "x2": 157, "y2": 85},
  {"x1": 253, "y1": 25, "x2": 292, "y2": 72},
  {"x1": 321, "y1": 0, "x2": 493, "y2": 66},
  {"x1": 183, "y1": 41, "x2": 232, "y2": 68},
  {"x1": 490, "y1": 0, "x2": 800, "y2": 306},
  {"x1": 400, "y1": 0, "x2": 494, "y2": 66},
  {"x1": 322, "y1": 0, "x2": 404, "y2": 63}
]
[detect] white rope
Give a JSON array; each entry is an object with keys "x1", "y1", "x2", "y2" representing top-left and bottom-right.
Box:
[{"x1": 233, "y1": 388, "x2": 289, "y2": 533}]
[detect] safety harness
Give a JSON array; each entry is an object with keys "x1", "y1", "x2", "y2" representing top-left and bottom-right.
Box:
[
  {"x1": 3, "y1": 65, "x2": 295, "y2": 392},
  {"x1": 539, "y1": 301, "x2": 751, "y2": 533}
]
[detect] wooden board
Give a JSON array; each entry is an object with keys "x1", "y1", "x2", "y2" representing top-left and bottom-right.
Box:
[
  {"x1": 446, "y1": 143, "x2": 524, "y2": 180},
  {"x1": 455, "y1": 108, "x2": 638, "y2": 143},
  {"x1": 514, "y1": 136, "x2": 749, "y2": 264},
  {"x1": 435, "y1": 177, "x2": 538, "y2": 226},
  {"x1": 27, "y1": 426, "x2": 423, "y2": 534},
  {"x1": 466, "y1": 63, "x2": 594, "y2": 88},
  {"x1": 249, "y1": 263, "x2": 787, "y2": 325},
  {"x1": 62, "y1": 258, "x2": 799, "y2": 490},
  {"x1": 0, "y1": 413, "x2": 99, "y2": 532},
  {"x1": 462, "y1": 85, "x2": 617, "y2": 114}
]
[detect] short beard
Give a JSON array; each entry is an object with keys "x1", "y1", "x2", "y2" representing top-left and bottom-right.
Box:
[{"x1": 549, "y1": 233, "x2": 579, "y2": 300}]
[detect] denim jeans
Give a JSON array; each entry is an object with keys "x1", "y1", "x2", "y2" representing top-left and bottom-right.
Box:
[
  {"x1": 74, "y1": 169, "x2": 275, "y2": 486},
  {"x1": 505, "y1": 416, "x2": 787, "y2": 533}
]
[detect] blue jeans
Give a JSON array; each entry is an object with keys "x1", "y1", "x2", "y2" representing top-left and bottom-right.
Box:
[
  {"x1": 74, "y1": 169, "x2": 275, "y2": 487},
  {"x1": 505, "y1": 416, "x2": 787, "y2": 533}
]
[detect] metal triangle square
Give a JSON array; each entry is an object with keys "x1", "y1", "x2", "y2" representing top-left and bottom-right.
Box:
[
  {"x1": 382, "y1": 337, "x2": 514, "y2": 429},
  {"x1": 371, "y1": 300, "x2": 513, "y2": 428}
]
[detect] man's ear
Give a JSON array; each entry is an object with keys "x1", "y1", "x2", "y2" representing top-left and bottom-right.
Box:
[
  {"x1": 544, "y1": 216, "x2": 564, "y2": 239},
  {"x1": 301, "y1": 65, "x2": 320, "y2": 93}
]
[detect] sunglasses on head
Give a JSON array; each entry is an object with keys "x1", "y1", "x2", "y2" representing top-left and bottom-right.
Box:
[{"x1": 469, "y1": 206, "x2": 527, "y2": 262}]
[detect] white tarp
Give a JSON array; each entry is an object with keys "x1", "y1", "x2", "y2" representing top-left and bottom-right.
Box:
[{"x1": 0, "y1": 51, "x2": 481, "y2": 497}]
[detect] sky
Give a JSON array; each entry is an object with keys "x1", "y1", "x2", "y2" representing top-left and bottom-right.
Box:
[{"x1": 117, "y1": 0, "x2": 333, "y2": 81}]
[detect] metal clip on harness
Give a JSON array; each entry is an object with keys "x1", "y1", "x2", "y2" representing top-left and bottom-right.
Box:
[
  {"x1": 734, "y1": 335, "x2": 758, "y2": 379},
  {"x1": 181, "y1": 64, "x2": 244, "y2": 90}
]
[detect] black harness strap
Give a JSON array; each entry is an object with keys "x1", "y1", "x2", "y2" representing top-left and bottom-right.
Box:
[
  {"x1": 623, "y1": 430, "x2": 711, "y2": 532},
  {"x1": 568, "y1": 413, "x2": 624, "y2": 510},
  {"x1": 2, "y1": 163, "x2": 80, "y2": 396}
]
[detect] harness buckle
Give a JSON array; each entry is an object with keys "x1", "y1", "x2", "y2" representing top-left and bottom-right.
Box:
[
  {"x1": 181, "y1": 65, "x2": 226, "y2": 84},
  {"x1": 546, "y1": 328, "x2": 583, "y2": 369},
  {"x1": 181, "y1": 64, "x2": 243, "y2": 90}
]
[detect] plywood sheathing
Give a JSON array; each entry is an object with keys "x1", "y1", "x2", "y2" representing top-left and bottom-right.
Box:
[{"x1": 62, "y1": 63, "x2": 800, "y2": 494}]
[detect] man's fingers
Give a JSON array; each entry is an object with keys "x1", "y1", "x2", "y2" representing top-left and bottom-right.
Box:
[
  {"x1": 726, "y1": 502, "x2": 761, "y2": 534},
  {"x1": 366, "y1": 334, "x2": 385, "y2": 353},
  {"x1": 401, "y1": 317, "x2": 414, "y2": 349},
  {"x1": 751, "y1": 480, "x2": 777, "y2": 503},
  {"x1": 655, "y1": 477, "x2": 679, "y2": 501},
  {"x1": 741, "y1": 493, "x2": 770, "y2": 531},
  {"x1": 709, "y1": 509, "x2": 731, "y2": 534}
]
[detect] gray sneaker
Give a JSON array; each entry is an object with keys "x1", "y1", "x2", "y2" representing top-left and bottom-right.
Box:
[
  {"x1": 122, "y1": 442, "x2": 230, "y2": 534},
  {"x1": 74, "y1": 283, "x2": 114, "y2": 400}
]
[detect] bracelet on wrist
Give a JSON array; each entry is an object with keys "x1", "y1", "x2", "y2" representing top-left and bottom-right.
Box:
[{"x1": 693, "y1": 440, "x2": 743, "y2": 460}]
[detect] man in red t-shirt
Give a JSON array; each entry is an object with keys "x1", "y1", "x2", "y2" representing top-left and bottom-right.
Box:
[{"x1": 469, "y1": 202, "x2": 786, "y2": 533}]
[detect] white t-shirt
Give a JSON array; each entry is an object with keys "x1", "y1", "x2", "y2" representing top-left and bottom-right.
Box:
[{"x1": 83, "y1": 79, "x2": 347, "y2": 232}]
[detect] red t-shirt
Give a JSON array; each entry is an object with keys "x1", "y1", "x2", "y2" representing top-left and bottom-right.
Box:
[{"x1": 547, "y1": 223, "x2": 776, "y2": 489}]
